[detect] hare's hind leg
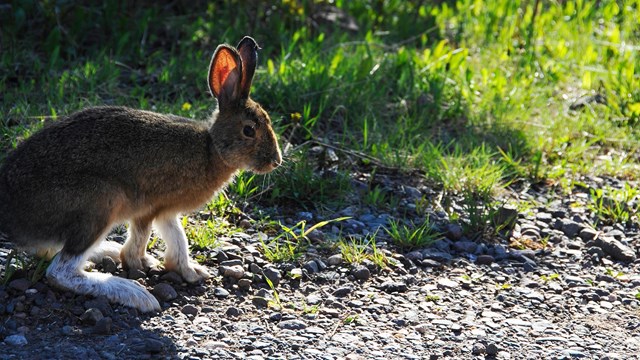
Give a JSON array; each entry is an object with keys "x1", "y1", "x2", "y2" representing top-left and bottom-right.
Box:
[
  {"x1": 120, "y1": 217, "x2": 160, "y2": 271},
  {"x1": 88, "y1": 240, "x2": 122, "y2": 263},
  {"x1": 47, "y1": 249, "x2": 160, "y2": 312},
  {"x1": 155, "y1": 215, "x2": 211, "y2": 283}
]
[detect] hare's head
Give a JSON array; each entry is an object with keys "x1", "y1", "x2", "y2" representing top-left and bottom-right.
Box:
[{"x1": 208, "y1": 36, "x2": 282, "y2": 174}]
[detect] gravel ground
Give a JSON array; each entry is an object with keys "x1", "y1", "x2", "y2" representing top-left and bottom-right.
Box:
[{"x1": 1, "y1": 171, "x2": 639, "y2": 360}]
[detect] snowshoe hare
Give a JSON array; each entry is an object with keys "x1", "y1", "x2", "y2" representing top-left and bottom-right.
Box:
[{"x1": 0, "y1": 36, "x2": 282, "y2": 312}]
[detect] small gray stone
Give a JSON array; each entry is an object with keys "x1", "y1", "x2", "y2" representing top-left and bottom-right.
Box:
[
  {"x1": 405, "y1": 251, "x2": 423, "y2": 262},
  {"x1": 94, "y1": 317, "x2": 112, "y2": 335},
  {"x1": 128, "y1": 268, "x2": 146, "y2": 280},
  {"x1": 80, "y1": 308, "x2": 104, "y2": 325},
  {"x1": 8, "y1": 278, "x2": 31, "y2": 292},
  {"x1": 594, "y1": 236, "x2": 636, "y2": 262},
  {"x1": 262, "y1": 267, "x2": 281, "y2": 287},
  {"x1": 421, "y1": 249, "x2": 453, "y2": 263},
  {"x1": 223, "y1": 265, "x2": 245, "y2": 280},
  {"x1": 476, "y1": 254, "x2": 494, "y2": 265},
  {"x1": 437, "y1": 278, "x2": 459, "y2": 289},
  {"x1": 493, "y1": 205, "x2": 518, "y2": 229},
  {"x1": 453, "y1": 240, "x2": 477, "y2": 253},
  {"x1": 306, "y1": 294, "x2": 323, "y2": 305},
  {"x1": 160, "y1": 271, "x2": 183, "y2": 284},
  {"x1": 153, "y1": 283, "x2": 178, "y2": 302},
  {"x1": 579, "y1": 227, "x2": 598, "y2": 241},
  {"x1": 472, "y1": 342, "x2": 486, "y2": 355},
  {"x1": 226, "y1": 306, "x2": 241, "y2": 317},
  {"x1": 181, "y1": 304, "x2": 199, "y2": 316},
  {"x1": 303, "y1": 260, "x2": 319, "y2": 274},
  {"x1": 561, "y1": 219, "x2": 584, "y2": 238},
  {"x1": 278, "y1": 319, "x2": 307, "y2": 330},
  {"x1": 327, "y1": 254, "x2": 343, "y2": 266},
  {"x1": 381, "y1": 281, "x2": 408, "y2": 293},
  {"x1": 486, "y1": 343, "x2": 499, "y2": 356},
  {"x1": 332, "y1": 286, "x2": 352, "y2": 297},
  {"x1": 445, "y1": 223, "x2": 464, "y2": 240},
  {"x1": 238, "y1": 278, "x2": 252, "y2": 290},
  {"x1": 351, "y1": 265, "x2": 370, "y2": 281},
  {"x1": 213, "y1": 287, "x2": 230, "y2": 299},
  {"x1": 4, "y1": 334, "x2": 28, "y2": 346},
  {"x1": 102, "y1": 257, "x2": 118, "y2": 274},
  {"x1": 144, "y1": 338, "x2": 164, "y2": 354}
]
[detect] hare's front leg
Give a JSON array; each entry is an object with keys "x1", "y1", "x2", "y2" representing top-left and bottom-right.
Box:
[
  {"x1": 155, "y1": 215, "x2": 211, "y2": 283},
  {"x1": 120, "y1": 217, "x2": 160, "y2": 271}
]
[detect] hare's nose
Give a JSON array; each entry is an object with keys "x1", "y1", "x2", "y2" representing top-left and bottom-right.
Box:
[{"x1": 272, "y1": 152, "x2": 283, "y2": 167}]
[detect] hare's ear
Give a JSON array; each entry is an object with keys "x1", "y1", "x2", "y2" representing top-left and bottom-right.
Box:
[
  {"x1": 236, "y1": 36, "x2": 260, "y2": 99},
  {"x1": 208, "y1": 45, "x2": 243, "y2": 107}
]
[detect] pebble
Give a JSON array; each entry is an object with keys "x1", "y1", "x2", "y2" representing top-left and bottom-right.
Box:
[
  {"x1": 594, "y1": 236, "x2": 636, "y2": 262},
  {"x1": 153, "y1": 283, "x2": 178, "y2": 302},
  {"x1": 223, "y1": 265, "x2": 245, "y2": 280},
  {"x1": 94, "y1": 317, "x2": 112, "y2": 335},
  {"x1": 160, "y1": 271, "x2": 184, "y2": 284},
  {"x1": 4, "y1": 334, "x2": 28, "y2": 346},
  {"x1": 277, "y1": 320, "x2": 307, "y2": 330},
  {"x1": 213, "y1": 287, "x2": 230, "y2": 299},
  {"x1": 327, "y1": 254, "x2": 343, "y2": 266},
  {"x1": 80, "y1": 308, "x2": 104, "y2": 325},
  {"x1": 181, "y1": 304, "x2": 199, "y2": 316},
  {"x1": 101, "y1": 257, "x2": 118, "y2": 274},
  {"x1": 333, "y1": 286, "x2": 352, "y2": 297},
  {"x1": 303, "y1": 260, "x2": 319, "y2": 274},
  {"x1": 351, "y1": 265, "x2": 371, "y2": 281},
  {"x1": 262, "y1": 267, "x2": 282, "y2": 287},
  {"x1": 8, "y1": 279, "x2": 31, "y2": 292},
  {"x1": 476, "y1": 254, "x2": 494, "y2": 265}
]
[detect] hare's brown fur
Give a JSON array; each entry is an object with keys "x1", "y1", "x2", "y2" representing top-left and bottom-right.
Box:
[{"x1": 0, "y1": 36, "x2": 281, "y2": 312}]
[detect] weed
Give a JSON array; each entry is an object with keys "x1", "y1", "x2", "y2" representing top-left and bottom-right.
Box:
[
  {"x1": 540, "y1": 273, "x2": 560, "y2": 283},
  {"x1": 496, "y1": 283, "x2": 511, "y2": 290},
  {"x1": 182, "y1": 217, "x2": 230, "y2": 251},
  {"x1": 338, "y1": 234, "x2": 391, "y2": 269},
  {"x1": 425, "y1": 294, "x2": 441, "y2": 302},
  {"x1": 588, "y1": 184, "x2": 638, "y2": 225},
  {"x1": 384, "y1": 218, "x2": 441, "y2": 249},
  {"x1": 605, "y1": 268, "x2": 624, "y2": 279},
  {"x1": 343, "y1": 314, "x2": 359, "y2": 325}
]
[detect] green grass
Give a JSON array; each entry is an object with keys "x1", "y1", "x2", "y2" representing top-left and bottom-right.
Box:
[
  {"x1": 338, "y1": 235, "x2": 391, "y2": 269},
  {"x1": 1, "y1": 1, "x2": 639, "y2": 253},
  {"x1": 384, "y1": 218, "x2": 442, "y2": 249}
]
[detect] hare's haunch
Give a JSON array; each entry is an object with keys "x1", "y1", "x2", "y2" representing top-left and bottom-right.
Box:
[{"x1": 0, "y1": 36, "x2": 282, "y2": 312}]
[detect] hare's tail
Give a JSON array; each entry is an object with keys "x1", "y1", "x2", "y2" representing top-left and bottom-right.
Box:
[{"x1": 47, "y1": 250, "x2": 160, "y2": 312}]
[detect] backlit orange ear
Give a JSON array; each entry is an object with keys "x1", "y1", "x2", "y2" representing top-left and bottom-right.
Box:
[{"x1": 208, "y1": 45, "x2": 242, "y2": 103}]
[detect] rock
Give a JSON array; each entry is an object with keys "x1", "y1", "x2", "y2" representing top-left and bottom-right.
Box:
[
  {"x1": 239, "y1": 219, "x2": 252, "y2": 229},
  {"x1": 94, "y1": 317, "x2": 112, "y2": 335},
  {"x1": 153, "y1": 283, "x2": 178, "y2": 302},
  {"x1": 128, "y1": 268, "x2": 146, "y2": 280},
  {"x1": 181, "y1": 304, "x2": 199, "y2": 316},
  {"x1": 437, "y1": 278, "x2": 459, "y2": 289},
  {"x1": 306, "y1": 294, "x2": 323, "y2": 305},
  {"x1": 493, "y1": 205, "x2": 519, "y2": 230},
  {"x1": 144, "y1": 338, "x2": 164, "y2": 354},
  {"x1": 594, "y1": 236, "x2": 636, "y2": 262},
  {"x1": 226, "y1": 307, "x2": 241, "y2": 317},
  {"x1": 561, "y1": 219, "x2": 584, "y2": 238},
  {"x1": 5, "y1": 334, "x2": 28, "y2": 346},
  {"x1": 160, "y1": 271, "x2": 184, "y2": 284},
  {"x1": 380, "y1": 281, "x2": 408, "y2": 293},
  {"x1": 421, "y1": 249, "x2": 453, "y2": 263},
  {"x1": 262, "y1": 267, "x2": 281, "y2": 287},
  {"x1": 303, "y1": 260, "x2": 319, "y2": 274},
  {"x1": 351, "y1": 265, "x2": 370, "y2": 281},
  {"x1": 472, "y1": 342, "x2": 486, "y2": 355},
  {"x1": 453, "y1": 240, "x2": 477, "y2": 253},
  {"x1": 223, "y1": 265, "x2": 245, "y2": 280},
  {"x1": 8, "y1": 278, "x2": 31, "y2": 292},
  {"x1": 238, "y1": 278, "x2": 252, "y2": 290},
  {"x1": 332, "y1": 286, "x2": 353, "y2": 297},
  {"x1": 445, "y1": 223, "x2": 464, "y2": 240},
  {"x1": 327, "y1": 254, "x2": 343, "y2": 266},
  {"x1": 278, "y1": 319, "x2": 307, "y2": 330},
  {"x1": 486, "y1": 343, "x2": 499, "y2": 356},
  {"x1": 476, "y1": 254, "x2": 494, "y2": 265},
  {"x1": 80, "y1": 308, "x2": 104, "y2": 325},
  {"x1": 579, "y1": 227, "x2": 599, "y2": 241},
  {"x1": 102, "y1": 257, "x2": 118, "y2": 274},
  {"x1": 213, "y1": 287, "x2": 230, "y2": 299},
  {"x1": 405, "y1": 251, "x2": 423, "y2": 262}
]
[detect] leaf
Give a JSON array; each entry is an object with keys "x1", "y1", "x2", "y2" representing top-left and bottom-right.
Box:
[{"x1": 628, "y1": 102, "x2": 640, "y2": 115}]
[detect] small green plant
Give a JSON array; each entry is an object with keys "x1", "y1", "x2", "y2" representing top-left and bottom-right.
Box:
[
  {"x1": 605, "y1": 268, "x2": 624, "y2": 279},
  {"x1": 183, "y1": 217, "x2": 231, "y2": 250},
  {"x1": 635, "y1": 291, "x2": 640, "y2": 301},
  {"x1": 540, "y1": 273, "x2": 560, "y2": 283},
  {"x1": 425, "y1": 294, "x2": 441, "y2": 302},
  {"x1": 261, "y1": 217, "x2": 349, "y2": 263},
  {"x1": 496, "y1": 283, "x2": 511, "y2": 290},
  {"x1": 384, "y1": 218, "x2": 441, "y2": 249},
  {"x1": 343, "y1": 314, "x2": 359, "y2": 325},
  {"x1": 264, "y1": 276, "x2": 283, "y2": 310},
  {"x1": 338, "y1": 234, "x2": 391, "y2": 269},
  {"x1": 588, "y1": 184, "x2": 638, "y2": 225}
]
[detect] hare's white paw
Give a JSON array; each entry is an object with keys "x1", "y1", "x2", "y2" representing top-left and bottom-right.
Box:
[
  {"x1": 121, "y1": 252, "x2": 160, "y2": 272},
  {"x1": 101, "y1": 275, "x2": 161, "y2": 312},
  {"x1": 89, "y1": 240, "x2": 123, "y2": 263},
  {"x1": 167, "y1": 261, "x2": 211, "y2": 283}
]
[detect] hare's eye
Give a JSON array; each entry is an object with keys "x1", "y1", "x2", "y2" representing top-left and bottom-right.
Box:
[{"x1": 243, "y1": 125, "x2": 256, "y2": 138}]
